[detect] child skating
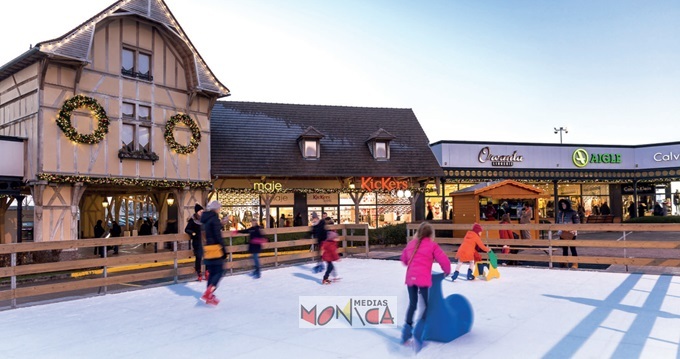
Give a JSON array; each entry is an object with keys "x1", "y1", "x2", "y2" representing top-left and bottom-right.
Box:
[
  {"x1": 451, "y1": 223, "x2": 490, "y2": 281},
  {"x1": 321, "y1": 231, "x2": 340, "y2": 284},
  {"x1": 400, "y1": 222, "x2": 451, "y2": 344},
  {"x1": 234, "y1": 218, "x2": 266, "y2": 279}
]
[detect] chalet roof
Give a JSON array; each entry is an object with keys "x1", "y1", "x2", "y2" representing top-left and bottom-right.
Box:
[
  {"x1": 450, "y1": 180, "x2": 545, "y2": 196},
  {"x1": 0, "y1": 0, "x2": 228, "y2": 96},
  {"x1": 210, "y1": 101, "x2": 444, "y2": 179}
]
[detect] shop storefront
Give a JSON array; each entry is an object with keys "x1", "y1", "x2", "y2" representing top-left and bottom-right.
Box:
[
  {"x1": 429, "y1": 141, "x2": 680, "y2": 222},
  {"x1": 210, "y1": 102, "x2": 443, "y2": 228}
]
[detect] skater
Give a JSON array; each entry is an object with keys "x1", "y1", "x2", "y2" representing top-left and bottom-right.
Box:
[
  {"x1": 321, "y1": 231, "x2": 340, "y2": 284},
  {"x1": 519, "y1": 202, "x2": 533, "y2": 239},
  {"x1": 310, "y1": 212, "x2": 327, "y2": 273},
  {"x1": 185, "y1": 203, "x2": 204, "y2": 281},
  {"x1": 400, "y1": 222, "x2": 451, "y2": 344},
  {"x1": 235, "y1": 217, "x2": 266, "y2": 279},
  {"x1": 451, "y1": 223, "x2": 490, "y2": 281},
  {"x1": 200, "y1": 200, "x2": 227, "y2": 305},
  {"x1": 556, "y1": 199, "x2": 580, "y2": 269}
]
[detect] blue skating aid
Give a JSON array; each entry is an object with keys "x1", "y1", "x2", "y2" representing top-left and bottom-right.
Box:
[{"x1": 413, "y1": 272, "x2": 474, "y2": 343}]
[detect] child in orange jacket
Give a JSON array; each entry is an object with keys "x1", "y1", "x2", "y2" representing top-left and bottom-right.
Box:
[{"x1": 452, "y1": 223, "x2": 490, "y2": 281}]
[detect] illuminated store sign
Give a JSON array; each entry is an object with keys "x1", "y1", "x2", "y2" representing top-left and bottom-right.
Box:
[
  {"x1": 253, "y1": 181, "x2": 283, "y2": 191},
  {"x1": 572, "y1": 148, "x2": 621, "y2": 168},
  {"x1": 477, "y1": 146, "x2": 523, "y2": 167},
  {"x1": 360, "y1": 177, "x2": 408, "y2": 191},
  {"x1": 653, "y1": 151, "x2": 680, "y2": 162}
]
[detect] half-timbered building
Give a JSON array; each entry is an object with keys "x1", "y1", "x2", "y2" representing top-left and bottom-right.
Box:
[{"x1": 0, "y1": 0, "x2": 228, "y2": 242}]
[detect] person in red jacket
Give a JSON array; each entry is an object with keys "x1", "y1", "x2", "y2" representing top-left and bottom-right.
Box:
[
  {"x1": 400, "y1": 221, "x2": 451, "y2": 344},
  {"x1": 321, "y1": 231, "x2": 340, "y2": 284},
  {"x1": 452, "y1": 223, "x2": 490, "y2": 281}
]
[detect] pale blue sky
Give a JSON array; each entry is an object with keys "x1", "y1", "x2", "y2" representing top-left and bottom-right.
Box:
[{"x1": 2, "y1": 0, "x2": 678, "y2": 145}]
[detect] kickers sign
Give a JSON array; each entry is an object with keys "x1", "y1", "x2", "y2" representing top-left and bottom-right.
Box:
[
  {"x1": 360, "y1": 177, "x2": 408, "y2": 191},
  {"x1": 299, "y1": 296, "x2": 397, "y2": 329}
]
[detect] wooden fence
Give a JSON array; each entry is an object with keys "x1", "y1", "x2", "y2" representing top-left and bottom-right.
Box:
[
  {"x1": 407, "y1": 223, "x2": 680, "y2": 269},
  {"x1": 0, "y1": 224, "x2": 369, "y2": 309}
]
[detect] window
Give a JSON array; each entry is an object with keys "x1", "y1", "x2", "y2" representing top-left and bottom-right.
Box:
[
  {"x1": 297, "y1": 126, "x2": 324, "y2": 159},
  {"x1": 121, "y1": 102, "x2": 152, "y2": 153},
  {"x1": 304, "y1": 140, "x2": 318, "y2": 158},
  {"x1": 122, "y1": 47, "x2": 153, "y2": 81},
  {"x1": 122, "y1": 102, "x2": 135, "y2": 118},
  {"x1": 375, "y1": 141, "x2": 388, "y2": 159}
]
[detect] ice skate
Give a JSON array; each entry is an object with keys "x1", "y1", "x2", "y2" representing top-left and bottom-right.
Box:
[
  {"x1": 467, "y1": 268, "x2": 475, "y2": 280},
  {"x1": 206, "y1": 295, "x2": 220, "y2": 306},
  {"x1": 322, "y1": 279, "x2": 332, "y2": 285},
  {"x1": 200, "y1": 285, "x2": 215, "y2": 302},
  {"x1": 401, "y1": 323, "x2": 413, "y2": 344},
  {"x1": 451, "y1": 270, "x2": 459, "y2": 281}
]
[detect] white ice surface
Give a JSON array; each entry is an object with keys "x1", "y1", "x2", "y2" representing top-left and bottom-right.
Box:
[{"x1": 0, "y1": 258, "x2": 678, "y2": 359}]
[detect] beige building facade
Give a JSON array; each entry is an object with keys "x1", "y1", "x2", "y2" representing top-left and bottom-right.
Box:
[{"x1": 0, "y1": 0, "x2": 228, "y2": 242}]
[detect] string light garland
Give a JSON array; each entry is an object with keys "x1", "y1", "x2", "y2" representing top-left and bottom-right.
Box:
[
  {"x1": 164, "y1": 113, "x2": 201, "y2": 154},
  {"x1": 214, "y1": 187, "x2": 434, "y2": 195},
  {"x1": 56, "y1": 95, "x2": 110, "y2": 144},
  {"x1": 36, "y1": 173, "x2": 211, "y2": 189}
]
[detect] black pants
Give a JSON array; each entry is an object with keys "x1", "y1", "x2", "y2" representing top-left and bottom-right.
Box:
[
  {"x1": 205, "y1": 262, "x2": 224, "y2": 289},
  {"x1": 405, "y1": 286, "x2": 429, "y2": 326},
  {"x1": 323, "y1": 261, "x2": 334, "y2": 280},
  {"x1": 193, "y1": 246, "x2": 203, "y2": 274},
  {"x1": 562, "y1": 236, "x2": 578, "y2": 257}
]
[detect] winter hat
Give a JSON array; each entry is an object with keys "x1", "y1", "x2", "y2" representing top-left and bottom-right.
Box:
[
  {"x1": 206, "y1": 200, "x2": 221, "y2": 211},
  {"x1": 194, "y1": 203, "x2": 204, "y2": 213},
  {"x1": 311, "y1": 211, "x2": 319, "y2": 219},
  {"x1": 472, "y1": 223, "x2": 483, "y2": 234}
]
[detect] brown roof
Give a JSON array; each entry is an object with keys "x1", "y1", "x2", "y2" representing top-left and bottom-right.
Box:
[
  {"x1": 450, "y1": 180, "x2": 546, "y2": 196},
  {"x1": 1, "y1": 0, "x2": 228, "y2": 96},
  {"x1": 210, "y1": 101, "x2": 444, "y2": 179}
]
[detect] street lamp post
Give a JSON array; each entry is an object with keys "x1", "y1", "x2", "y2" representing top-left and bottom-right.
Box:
[{"x1": 554, "y1": 127, "x2": 568, "y2": 144}]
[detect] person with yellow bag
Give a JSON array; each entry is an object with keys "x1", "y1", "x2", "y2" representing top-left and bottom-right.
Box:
[{"x1": 200, "y1": 200, "x2": 227, "y2": 306}]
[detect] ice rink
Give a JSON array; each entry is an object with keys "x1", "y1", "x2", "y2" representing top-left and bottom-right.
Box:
[{"x1": 1, "y1": 258, "x2": 678, "y2": 358}]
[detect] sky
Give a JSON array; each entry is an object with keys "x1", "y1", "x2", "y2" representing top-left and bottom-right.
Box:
[
  {"x1": 0, "y1": 258, "x2": 678, "y2": 358},
  {"x1": 1, "y1": 0, "x2": 679, "y2": 146}
]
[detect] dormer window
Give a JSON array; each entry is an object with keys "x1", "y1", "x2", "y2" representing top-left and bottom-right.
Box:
[
  {"x1": 297, "y1": 126, "x2": 325, "y2": 160},
  {"x1": 366, "y1": 128, "x2": 396, "y2": 160},
  {"x1": 375, "y1": 141, "x2": 388, "y2": 159},
  {"x1": 304, "y1": 140, "x2": 318, "y2": 158}
]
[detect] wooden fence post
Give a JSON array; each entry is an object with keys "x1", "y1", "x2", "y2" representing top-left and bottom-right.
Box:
[
  {"x1": 342, "y1": 226, "x2": 347, "y2": 256},
  {"x1": 173, "y1": 238, "x2": 178, "y2": 284},
  {"x1": 548, "y1": 230, "x2": 553, "y2": 269},
  {"x1": 229, "y1": 236, "x2": 233, "y2": 275},
  {"x1": 365, "y1": 224, "x2": 369, "y2": 258},
  {"x1": 274, "y1": 231, "x2": 278, "y2": 267},
  {"x1": 11, "y1": 252, "x2": 16, "y2": 309}
]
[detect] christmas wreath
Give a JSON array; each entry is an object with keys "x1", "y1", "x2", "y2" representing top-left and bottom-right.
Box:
[
  {"x1": 56, "y1": 95, "x2": 110, "y2": 144},
  {"x1": 164, "y1": 113, "x2": 201, "y2": 154}
]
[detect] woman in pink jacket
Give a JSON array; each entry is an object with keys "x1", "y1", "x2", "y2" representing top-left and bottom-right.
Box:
[
  {"x1": 452, "y1": 223, "x2": 490, "y2": 281},
  {"x1": 400, "y1": 221, "x2": 451, "y2": 344}
]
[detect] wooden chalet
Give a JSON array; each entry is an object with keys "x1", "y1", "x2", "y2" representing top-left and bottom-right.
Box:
[{"x1": 450, "y1": 180, "x2": 545, "y2": 238}]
